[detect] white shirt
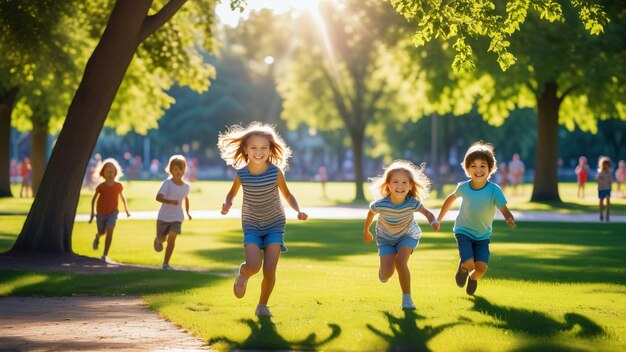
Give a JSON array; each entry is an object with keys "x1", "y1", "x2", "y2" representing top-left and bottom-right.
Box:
[{"x1": 157, "y1": 179, "x2": 190, "y2": 222}]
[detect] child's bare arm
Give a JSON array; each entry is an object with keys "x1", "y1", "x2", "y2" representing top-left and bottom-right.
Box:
[
  {"x1": 277, "y1": 171, "x2": 308, "y2": 220},
  {"x1": 120, "y1": 191, "x2": 131, "y2": 217},
  {"x1": 222, "y1": 176, "x2": 241, "y2": 215},
  {"x1": 418, "y1": 207, "x2": 440, "y2": 232},
  {"x1": 363, "y1": 210, "x2": 375, "y2": 243},
  {"x1": 437, "y1": 193, "x2": 457, "y2": 222},
  {"x1": 499, "y1": 205, "x2": 516, "y2": 229},
  {"x1": 156, "y1": 193, "x2": 178, "y2": 205},
  {"x1": 90, "y1": 190, "x2": 99, "y2": 223},
  {"x1": 185, "y1": 196, "x2": 191, "y2": 220}
]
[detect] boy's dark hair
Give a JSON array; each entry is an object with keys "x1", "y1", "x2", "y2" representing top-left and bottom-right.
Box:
[{"x1": 462, "y1": 141, "x2": 497, "y2": 178}]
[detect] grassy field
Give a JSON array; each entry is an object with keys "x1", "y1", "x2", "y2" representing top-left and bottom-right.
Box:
[
  {"x1": 2, "y1": 181, "x2": 626, "y2": 215},
  {"x1": 1, "y1": 216, "x2": 625, "y2": 351}
]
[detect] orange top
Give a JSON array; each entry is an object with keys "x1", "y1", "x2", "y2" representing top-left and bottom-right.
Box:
[{"x1": 96, "y1": 182, "x2": 123, "y2": 215}]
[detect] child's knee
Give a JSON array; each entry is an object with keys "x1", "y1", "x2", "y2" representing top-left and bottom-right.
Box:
[
  {"x1": 461, "y1": 259, "x2": 475, "y2": 272},
  {"x1": 245, "y1": 260, "x2": 262, "y2": 274},
  {"x1": 475, "y1": 262, "x2": 488, "y2": 274}
]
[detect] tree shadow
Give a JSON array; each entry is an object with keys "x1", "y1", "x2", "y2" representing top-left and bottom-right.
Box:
[
  {"x1": 366, "y1": 309, "x2": 460, "y2": 351},
  {"x1": 471, "y1": 296, "x2": 604, "y2": 338},
  {"x1": 208, "y1": 316, "x2": 340, "y2": 350}
]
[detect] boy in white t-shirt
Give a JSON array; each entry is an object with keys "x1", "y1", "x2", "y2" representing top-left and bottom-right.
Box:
[{"x1": 154, "y1": 155, "x2": 192, "y2": 270}]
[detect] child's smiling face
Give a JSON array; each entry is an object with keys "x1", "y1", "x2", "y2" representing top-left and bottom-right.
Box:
[
  {"x1": 468, "y1": 158, "x2": 490, "y2": 184},
  {"x1": 245, "y1": 135, "x2": 271, "y2": 166},
  {"x1": 387, "y1": 170, "x2": 411, "y2": 201},
  {"x1": 102, "y1": 164, "x2": 117, "y2": 181}
]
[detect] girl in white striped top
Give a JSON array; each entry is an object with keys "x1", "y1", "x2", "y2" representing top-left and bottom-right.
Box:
[
  {"x1": 218, "y1": 122, "x2": 308, "y2": 317},
  {"x1": 364, "y1": 160, "x2": 439, "y2": 309}
]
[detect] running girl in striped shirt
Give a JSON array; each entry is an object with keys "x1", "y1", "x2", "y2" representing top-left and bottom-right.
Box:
[
  {"x1": 218, "y1": 122, "x2": 308, "y2": 317},
  {"x1": 364, "y1": 160, "x2": 440, "y2": 309}
]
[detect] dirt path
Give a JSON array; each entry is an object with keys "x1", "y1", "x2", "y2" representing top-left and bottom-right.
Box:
[{"x1": 0, "y1": 296, "x2": 212, "y2": 351}]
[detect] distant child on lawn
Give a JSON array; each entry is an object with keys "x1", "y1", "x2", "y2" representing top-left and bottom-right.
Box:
[
  {"x1": 363, "y1": 160, "x2": 440, "y2": 309},
  {"x1": 575, "y1": 156, "x2": 590, "y2": 198},
  {"x1": 437, "y1": 141, "x2": 516, "y2": 296},
  {"x1": 89, "y1": 158, "x2": 131, "y2": 262},
  {"x1": 615, "y1": 160, "x2": 626, "y2": 197},
  {"x1": 154, "y1": 155, "x2": 192, "y2": 270},
  {"x1": 596, "y1": 156, "x2": 612, "y2": 221},
  {"x1": 218, "y1": 122, "x2": 308, "y2": 317}
]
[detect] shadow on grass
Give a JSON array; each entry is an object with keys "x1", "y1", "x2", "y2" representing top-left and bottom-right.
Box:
[
  {"x1": 366, "y1": 309, "x2": 460, "y2": 351},
  {"x1": 195, "y1": 220, "x2": 455, "y2": 265},
  {"x1": 0, "y1": 269, "x2": 225, "y2": 296},
  {"x1": 208, "y1": 316, "x2": 340, "y2": 350},
  {"x1": 487, "y1": 222, "x2": 626, "y2": 284},
  {"x1": 471, "y1": 296, "x2": 604, "y2": 338}
]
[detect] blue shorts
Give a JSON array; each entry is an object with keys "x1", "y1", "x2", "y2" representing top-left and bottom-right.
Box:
[
  {"x1": 96, "y1": 211, "x2": 118, "y2": 234},
  {"x1": 377, "y1": 235, "x2": 419, "y2": 256},
  {"x1": 244, "y1": 232, "x2": 287, "y2": 253},
  {"x1": 598, "y1": 189, "x2": 611, "y2": 199},
  {"x1": 455, "y1": 233, "x2": 490, "y2": 264}
]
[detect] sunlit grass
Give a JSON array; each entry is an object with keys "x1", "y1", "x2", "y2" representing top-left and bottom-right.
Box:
[{"x1": 1, "y1": 217, "x2": 625, "y2": 351}]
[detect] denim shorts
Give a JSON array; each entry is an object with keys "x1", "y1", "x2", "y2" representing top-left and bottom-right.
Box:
[
  {"x1": 598, "y1": 189, "x2": 611, "y2": 200},
  {"x1": 244, "y1": 232, "x2": 287, "y2": 253},
  {"x1": 96, "y1": 211, "x2": 118, "y2": 234},
  {"x1": 377, "y1": 235, "x2": 419, "y2": 256},
  {"x1": 455, "y1": 233, "x2": 490, "y2": 264}
]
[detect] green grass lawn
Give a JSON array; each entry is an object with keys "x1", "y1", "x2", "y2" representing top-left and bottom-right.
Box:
[
  {"x1": 2, "y1": 181, "x2": 626, "y2": 215},
  {"x1": 1, "y1": 216, "x2": 625, "y2": 351}
]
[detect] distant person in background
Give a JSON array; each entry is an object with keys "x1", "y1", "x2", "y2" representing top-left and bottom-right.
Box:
[
  {"x1": 508, "y1": 153, "x2": 525, "y2": 196},
  {"x1": 575, "y1": 156, "x2": 590, "y2": 198},
  {"x1": 615, "y1": 160, "x2": 626, "y2": 198},
  {"x1": 318, "y1": 165, "x2": 328, "y2": 199},
  {"x1": 130, "y1": 155, "x2": 142, "y2": 181},
  {"x1": 596, "y1": 156, "x2": 612, "y2": 221},
  {"x1": 84, "y1": 153, "x2": 102, "y2": 190},
  {"x1": 89, "y1": 159, "x2": 131, "y2": 262},
  {"x1": 19, "y1": 157, "x2": 32, "y2": 198},
  {"x1": 497, "y1": 162, "x2": 508, "y2": 192},
  {"x1": 187, "y1": 157, "x2": 198, "y2": 182},
  {"x1": 149, "y1": 159, "x2": 161, "y2": 180},
  {"x1": 10, "y1": 159, "x2": 19, "y2": 185}
]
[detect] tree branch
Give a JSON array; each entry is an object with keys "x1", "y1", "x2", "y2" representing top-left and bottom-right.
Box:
[
  {"x1": 525, "y1": 81, "x2": 538, "y2": 99},
  {"x1": 320, "y1": 64, "x2": 354, "y2": 130},
  {"x1": 139, "y1": 0, "x2": 188, "y2": 43},
  {"x1": 558, "y1": 84, "x2": 579, "y2": 103}
]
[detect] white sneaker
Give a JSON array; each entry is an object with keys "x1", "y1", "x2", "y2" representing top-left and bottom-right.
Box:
[
  {"x1": 233, "y1": 263, "x2": 249, "y2": 298},
  {"x1": 100, "y1": 255, "x2": 108, "y2": 263},
  {"x1": 255, "y1": 304, "x2": 272, "y2": 316},
  {"x1": 402, "y1": 294, "x2": 416, "y2": 309},
  {"x1": 378, "y1": 268, "x2": 388, "y2": 283},
  {"x1": 162, "y1": 264, "x2": 175, "y2": 270}
]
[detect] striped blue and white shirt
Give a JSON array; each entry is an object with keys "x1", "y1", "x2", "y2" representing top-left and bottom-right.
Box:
[
  {"x1": 238, "y1": 163, "x2": 286, "y2": 235},
  {"x1": 370, "y1": 195, "x2": 423, "y2": 241}
]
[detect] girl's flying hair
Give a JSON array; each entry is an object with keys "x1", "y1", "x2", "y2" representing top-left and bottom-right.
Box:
[
  {"x1": 597, "y1": 156, "x2": 612, "y2": 172},
  {"x1": 370, "y1": 160, "x2": 431, "y2": 201},
  {"x1": 217, "y1": 122, "x2": 291, "y2": 170}
]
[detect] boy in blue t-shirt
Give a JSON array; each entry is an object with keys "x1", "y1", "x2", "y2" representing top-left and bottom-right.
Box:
[{"x1": 437, "y1": 141, "x2": 516, "y2": 295}]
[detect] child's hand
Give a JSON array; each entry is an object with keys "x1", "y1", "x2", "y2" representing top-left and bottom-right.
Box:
[
  {"x1": 89, "y1": 213, "x2": 95, "y2": 224},
  {"x1": 506, "y1": 218, "x2": 516, "y2": 229},
  {"x1": 126, "y1": 211, "x2": 131, "y2": 218},
  {"x1": 430, "y1": 220, "x2": 440, "y2": 232},
  {"x1": 170, "y1": 200, "x2": 179, "y2": 206},
  {"x1": 187, "y1": 212, "x2": 192, "y2": 220},
  {"x1": 221, "y1": 202, "x2": 232, "y2": 215},
  {"x1": 297, "y1": 211, "x2": 308, "y2": 221},
  {"x1": 363, "y1": 231, "x2": 373, "y2": 244}
]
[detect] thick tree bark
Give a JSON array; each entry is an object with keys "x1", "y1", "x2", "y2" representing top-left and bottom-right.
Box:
[
  {"x1": 531, "y1": 81, "x2": 562, "y2": 202},
  {"x1": 0, "y1": 87, "x2": 18, "y2": 198},
  {"x1": 11, "y1": 1, "x2": 161, "y2": 253},
  {"x1": 30, "y1": 119, "x2": 48, "y2": 196}
]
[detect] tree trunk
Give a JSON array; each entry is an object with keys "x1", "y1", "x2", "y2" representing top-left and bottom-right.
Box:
[
  {"x1": 11, "y1": 1, "x2": 153, "y2": 253},
  {"x1": 30, "y1": 119, "x2": 49, "y2": 196},
  {"x1": 350, "y1": 129, "x2": 366, "y2": 201},
  {"x1": 0, "y1": 87, "x2": 18, "y2": 198},
  {"x1": 531, "y1": 81, "x2": 561, "y2": 202}
]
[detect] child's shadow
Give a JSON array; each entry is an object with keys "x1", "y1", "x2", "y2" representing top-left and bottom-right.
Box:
[
  {"x1": 366, "y1": 309, "x2": 460, "y2": 351},
  {"x1": 209, "y1": 316, "x2": 341, "y2": 350},
  {"x1": 471, "y1": 296, "x2": 604, "y2": 338}
]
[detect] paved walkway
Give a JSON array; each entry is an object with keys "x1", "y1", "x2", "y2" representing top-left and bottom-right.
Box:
[
  {"x1": 74, "y1": 207, "x2": 626, "y2": 223},
  {"x1": 0, "y1": 296, "x2": 211, "y2": 351}
]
